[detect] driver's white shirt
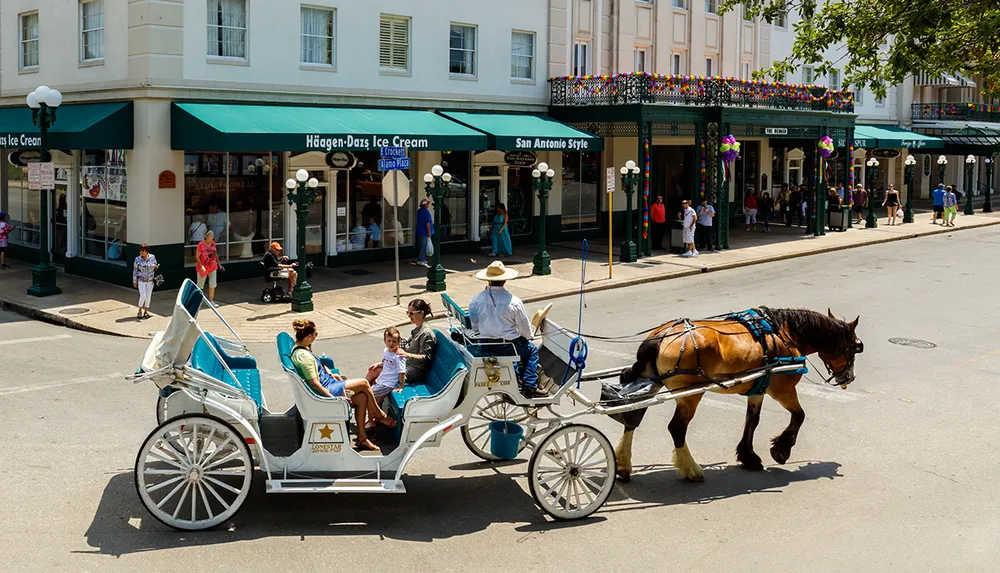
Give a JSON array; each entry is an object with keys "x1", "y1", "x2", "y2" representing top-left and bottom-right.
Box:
[{"x1": 469, "y1": 286, "x2": 532, "y2": 340}]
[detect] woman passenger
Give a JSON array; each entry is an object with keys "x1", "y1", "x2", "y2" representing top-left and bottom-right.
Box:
[{"x1": 398, "y1": 299, "x2": 436, "y2": 383}]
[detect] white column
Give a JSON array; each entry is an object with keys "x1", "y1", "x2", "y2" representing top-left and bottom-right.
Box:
[
  {"x1": 283, "y1": 154, "x2": 297, "y2": 260},
  {"x1": 65, "y1": 151, "x2": 80, "y2": 258},
  {"x1": 127, "y1": 99, "x2": 185, "y2": 246}
]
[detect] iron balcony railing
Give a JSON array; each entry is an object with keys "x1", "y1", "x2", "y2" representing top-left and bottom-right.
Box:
[
  {"x1": 549, "y1": 72, "x2": 855, "y2": 113},
  {"x1": 911, "y1": 102, "x2": 1000, "y2": 123}
]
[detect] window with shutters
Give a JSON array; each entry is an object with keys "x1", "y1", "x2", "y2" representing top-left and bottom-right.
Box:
[{"x1": 379, "y1": 15, "x2": 409, "y2": 71}]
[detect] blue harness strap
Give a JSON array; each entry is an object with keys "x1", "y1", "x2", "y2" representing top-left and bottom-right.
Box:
[{"x1": 725, "y1": 308, "x2": 806, "y2": 396}]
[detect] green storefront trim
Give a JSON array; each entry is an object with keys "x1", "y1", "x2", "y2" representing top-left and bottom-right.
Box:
[
  {"x1": 171, "y1": 103, "x2": 488, "y2": 152},
  {"x1": 0, "y1": 102, "x2": 134, "y2": 150},
  {"x1": 439, "y1": 112, "x2": 604, "y2": 152},
  {"x1": 839, "y1": 125, "x2": 945, "y2": 150}
]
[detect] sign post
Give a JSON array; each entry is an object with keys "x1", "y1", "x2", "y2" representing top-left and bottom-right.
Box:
[
  {"x1": 381, "y1": 146, "x2": 410, "y2": 305},
  {"x1": 606, "y1": 167, "x2": 615, "y2": 279}
]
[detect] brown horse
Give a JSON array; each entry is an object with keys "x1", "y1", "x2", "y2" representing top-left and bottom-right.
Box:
[{"x1": 614, "y1": 308, "x2": 862, "y2": 482}]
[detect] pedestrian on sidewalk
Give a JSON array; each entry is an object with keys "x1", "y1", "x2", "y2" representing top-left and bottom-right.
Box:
[
  {"x1": 744, "y1": 191, "x2": 758, "y2": 231},
  {"x1": 800, "y1": 188, "x2": 809, "y2": 226},
  {"x1": 650, "y1": 196, "x2": 667, "y2": 250},
  {"x1": 883, "y1": 184, "x2": 901, "y2": 225},
  {"x1": 489, "y1": 203, "x2": 513, "y2": 257},
  {"x1": 0, "y1": 212, "x2": 15, "y2": 269},
  {"x1": 196, "y1": 230, "x2": 224, "y2": 306},
  {"x1": 788, "y1": 185, "x2": 802, "y2": 227},
  {"x1": 416, "y1": 198, "x2": 433, "y2": 267},
  {"x1": 759, "y1": 192, "x2": 774, "y2": 232},
  {"x1": 778, "y1": 184, "x2": 791, "y2": 225},
  {"x1": 132, "y1": 244, "x2": 158, "y2": 320},
  {"x1": 944, "y1": 186, "x2": 959, "y2": 227},
  {"x1": 695, "y1": 197, "x2": 715, "y2": 251},
  {"x1": 853, "y1": 185, "x2": 867, "y2": 224},
  {"x1": 932, "y1": 184, "x2": 946, "y2": 225},
  {"x1": 680, "y1": 199, "x2": 698, "y2": 257}
]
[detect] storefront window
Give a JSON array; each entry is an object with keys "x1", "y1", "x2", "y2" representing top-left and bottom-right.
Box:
[
  {"x1": 439, "y1": 150, "x2": 470, "y2": 241},
  {"x1": 183, "y1": 152, "x2": 282, "y2": 265},
  {"x1": 506, "y1": 167, "x2": 534, "y2": 236},
  {"x1": 561, "y1": 151, "x2": 601, "y2": 230},
  {"x1": 337, "y1": 150, "x2": 413, "y2": 252},
  {"x1": 4, "y1": 162, "x2": 39, "y2": 247},
  {"x1": 80, "y1": 150, "x2": 127, "y2": 262}
]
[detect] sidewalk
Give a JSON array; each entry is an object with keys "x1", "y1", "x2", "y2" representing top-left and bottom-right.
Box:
[{"x1": 3, "y1": 210, "x2": 998, "y2": 342}]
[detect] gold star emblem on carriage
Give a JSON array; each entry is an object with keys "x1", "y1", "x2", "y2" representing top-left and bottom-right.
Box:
[{"x1": 318, "y1": 424, "x2": 334, "y2": 440}]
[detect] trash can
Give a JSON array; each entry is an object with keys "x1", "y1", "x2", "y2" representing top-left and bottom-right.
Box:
[
  {"x1": 828, "y1": 207, "x2": 850, "y2": 232},
  {"x1": 669, "y1": 219, "x2": 685, "y2": 253},
  {"x1": 489, "y1": 421, "x2": 524, "y2": 460}
]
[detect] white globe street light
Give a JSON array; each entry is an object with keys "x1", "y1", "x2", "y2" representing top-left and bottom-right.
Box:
[{"x1": 295, "y1": 168, "x2": 309, "y2": 182}]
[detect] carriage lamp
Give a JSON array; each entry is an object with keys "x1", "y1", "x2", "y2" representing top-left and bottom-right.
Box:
[
  {"x1": 865, "y1": 157, "x2": 879, "y2": 228},
  {"x1": 286, "y1": 169, "x2": 320, "y2": 312},
  {"x1": 423, "y1": 165, "x2": 451, "y2": 291},
  {"x1": 984, "y1": 158, "x2": 994, "y2": 213},
  {"x1": 531, "y1": 162, "x2": 556, "y2": 275},
  {"x1": 25, "y1": 85, "x2": 63, "y2": 297},
  {"x1": 620, "y1": 160, "x2": 641, "y2": 263},
  {"x1": 964, "y1": 155, "x2": 977, "y2": 215},
  {"x1": 903, "y1": 155, "x2": 917, "y2": 223}
]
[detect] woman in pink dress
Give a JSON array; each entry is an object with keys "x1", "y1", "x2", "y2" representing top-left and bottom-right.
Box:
[{"x1": 196, "y1": 230, "x2": 224, "y2": 306}]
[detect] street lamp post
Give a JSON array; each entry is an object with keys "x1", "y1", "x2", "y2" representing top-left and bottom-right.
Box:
[
  {"x1": 422, "y1": 164, "x2": 450, "y2": 291},
  {"x1": 903, "y1": 155, "x2": 917, "y2": 223},
  {"x1": 619, "y1": 160, "x2": 640, "y2": 263},
  {"x1": 865, "y1": 156, "x2": 879, "y2": 228},
  {"x1": 964, "y1": 154, "x2": 977, "y2": 215},
  {"x1": 285, "y1": 169, "x2": 319, "y2": 312},
  {"x1": 984, "y1": 158, "x2": 994, "y2": 213},
  {"x1": 531, "y1": 162, "x2": 555, "y2": 275},
  {"x1": 25, "y1": 85, "x2": 64, "y2": 297},
  {"x1": 937, "y1": 155, "x2": 948, "y2": 189}
]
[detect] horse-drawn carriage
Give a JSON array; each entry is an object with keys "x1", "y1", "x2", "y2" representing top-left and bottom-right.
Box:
[{"x1": 131, "y1": 280, "x2": 861, "y2": 530}]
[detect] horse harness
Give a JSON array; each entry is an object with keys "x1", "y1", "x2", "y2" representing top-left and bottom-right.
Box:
[{"x1": 646, "y1": 308, "x2": 807, "y2": 396}]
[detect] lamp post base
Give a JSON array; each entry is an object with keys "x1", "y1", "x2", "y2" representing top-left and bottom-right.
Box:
[
  {"x1": 619, "y1": 241, "x2": 637, "y2": 263},
  {"x1": 532, "y1": 250, "x2": 551, "y2": 276},
  {"x1": 26, "y1": 264, "x2": 61, "y2": 297},
  {"x1": 903, "y1": 210, "x2": 914, "y2": 223},
  {"x1": 426, "y1": 265, "x2": 447, "y2": 292},
  {"x1": 983, "y1": 201, "x2": 993, "y2": 213},
  {"x1": 865, "y1": 214, "x2": 878, "y2": 229},
  {"x1": 290, "y1": 281, "x2": 314, "y2": 313},
  {"x1": 964, "y1": 202, "x2": 975, "y2": 216}
]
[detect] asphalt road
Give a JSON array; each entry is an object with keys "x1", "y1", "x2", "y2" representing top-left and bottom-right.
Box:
[{"x1": 2, "y1": 227, "x2": 999, "y2": 572}]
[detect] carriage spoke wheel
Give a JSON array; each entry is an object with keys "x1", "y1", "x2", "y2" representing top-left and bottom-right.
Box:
[
  {"x1": 155, "y1": 395, "x2": 169, "y2": 425},
  {"x1": 462, "y1": 392, "x2": 537, "y2": 461},
  {"x1": 529, "y1": 424, "x2": 616, "y2": 520},
  {"x1": 135, "y1": 415, "x2": 253, "y2": 531}
]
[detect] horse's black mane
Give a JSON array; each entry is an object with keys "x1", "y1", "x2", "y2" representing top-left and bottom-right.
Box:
[{"x1": 765, "y1": 307, "x2": 852, "y2": 352}]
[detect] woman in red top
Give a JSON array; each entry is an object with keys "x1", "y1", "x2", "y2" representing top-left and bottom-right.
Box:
[
  {"x1": 744, "y1": 191, "x2": 758, "y2": 231},
  {"x1": 650, "y1": 196, "x2": 667, "y2": 250},
  {"x1": 196, "y1": 230, "x2": 224, "y2": 306}
]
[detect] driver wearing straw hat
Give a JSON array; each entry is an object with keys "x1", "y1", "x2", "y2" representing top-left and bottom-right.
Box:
[{"x1": 468, "y1": 261, "x2": 545, "y2": 399}]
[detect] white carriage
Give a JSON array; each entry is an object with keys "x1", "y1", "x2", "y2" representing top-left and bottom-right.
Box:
[{"x1": 131, "y1": 281, "x2": 623, "y2": 530}]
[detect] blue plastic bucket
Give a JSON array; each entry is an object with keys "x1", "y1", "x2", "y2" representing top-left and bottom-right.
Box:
[{"x1": 489, "y1": 421, "x2": 524, "y2": 460}]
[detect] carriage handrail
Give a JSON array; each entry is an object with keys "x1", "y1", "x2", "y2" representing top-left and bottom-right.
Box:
[
  {"x1": 185, "y1": 281, "x2": 248, "y2": 352},
  {"x1": 392, "y1": 413, "x2": 463, "y2": 484}
]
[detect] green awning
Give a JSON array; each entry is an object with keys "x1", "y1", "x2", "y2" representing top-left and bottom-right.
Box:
[
  {"x1": 440, "y1": 112, "x2": 604, "y2": 152},
  {"x1": 0, "y1": 102, "x2": 133, "y2": 150},
  {"x1": 853, "y1": 125, "x2": 944, "y2": 150},
  {"x1": 171, "y1": 103, "x2": 488, "y2": 152}
]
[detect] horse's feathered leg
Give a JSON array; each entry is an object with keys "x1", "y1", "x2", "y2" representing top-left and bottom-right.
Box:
[
  {"x1": 767, "y1": 380, "x2": 805, "y2": 464},
  {"x1": 736, "y1": 395, "x2": 765, "y2": 471},
  {"x1": 614, "y1": 430, "x2": 634, "y2": 482},
  {"x1": 668, "y1": 395, "x2": 704, "y2": 481}
]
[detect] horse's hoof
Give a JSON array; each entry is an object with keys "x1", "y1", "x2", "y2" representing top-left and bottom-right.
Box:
[
  {"x1": 616, "y1": 471, "x2": 631, "y2": 483},
  {"x1": 770, "y1": 446, "x2": 790, "y2": 465},
  {"x1": 683, "y1": 472, "x2": 705, "y2": 483},
  {"x1": 739, "y1": 457, "x2": 764, "y2": 471}
]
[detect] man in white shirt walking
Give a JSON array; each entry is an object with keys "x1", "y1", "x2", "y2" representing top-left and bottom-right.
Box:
[
  {"x1": 680, "y1": 199, "x2": 698, "y2": 257},
  {"x1": 468, "y1": 261, "x2": 545, "y2": 398}
]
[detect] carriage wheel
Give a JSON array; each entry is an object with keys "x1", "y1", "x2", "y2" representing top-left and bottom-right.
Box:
[
  {"x1": 462, "y1": 392, "x2": 536, "y2": 461},
  {"x1": 155, "y1": 395, "x2": 169, "y2": 425},
  {"x1": 135, "y1": 415, "x2": 254, "y2": 531},
  {"x1": 528, "y1": 424, "x2": 616, "y2": 520}
]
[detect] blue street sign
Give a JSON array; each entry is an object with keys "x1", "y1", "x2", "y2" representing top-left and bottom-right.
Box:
[
  {"x1": 380, "y1": 146, "x2": 407, "y2": 159},
  {"x1": 378, "y1": 157, "x2": 410, "y2": 171}
]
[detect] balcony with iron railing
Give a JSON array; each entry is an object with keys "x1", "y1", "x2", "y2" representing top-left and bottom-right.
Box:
[
  {"x1": 911, "y1": 102, "x2": 1000, "y2": 123},
  {"x1": 549, "y1": 72, "x2": 855, "y2": 113}
]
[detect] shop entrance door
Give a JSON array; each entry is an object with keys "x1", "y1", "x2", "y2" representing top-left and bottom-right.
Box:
[{"x1": 476, "y1": 165, "x2": 505, "y2": 245}]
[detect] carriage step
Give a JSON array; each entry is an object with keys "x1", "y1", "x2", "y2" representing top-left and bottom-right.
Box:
[{"x1": 266, "y1": 478, "x2": 406, "y2": 494}]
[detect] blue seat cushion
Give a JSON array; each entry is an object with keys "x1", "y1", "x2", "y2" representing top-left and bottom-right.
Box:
[
  {"x1": 275, "y1": 332, "x2": 340, "y2": 398},
  {"x1": 387, "y1": 330, "x2": 467, "y2": 444},
  {"x1": 190, "y1": 333, "x2": 262, "y2": 414}
]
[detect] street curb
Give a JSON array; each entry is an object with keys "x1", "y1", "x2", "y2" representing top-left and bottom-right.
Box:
[{"x1": 0, "y1": 298, "x2": 128, "y2": 338}]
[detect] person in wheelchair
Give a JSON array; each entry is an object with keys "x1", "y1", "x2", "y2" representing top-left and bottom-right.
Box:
[
  {"x1": 468, "y1": 261, "x2": 545, "y2": 399},
  {"x1": 263, "y1": 242, "x2": 298, "y2": 293}
]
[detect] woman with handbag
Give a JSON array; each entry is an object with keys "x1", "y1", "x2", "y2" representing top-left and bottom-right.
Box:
[{"x1": 132, "y1": 244, "x2": 159, "y2": 320}]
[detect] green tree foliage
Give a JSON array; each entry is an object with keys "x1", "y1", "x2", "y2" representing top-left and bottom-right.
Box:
[{"x1": 722, "y1": 0, "x2": 1000, "y2": 97}]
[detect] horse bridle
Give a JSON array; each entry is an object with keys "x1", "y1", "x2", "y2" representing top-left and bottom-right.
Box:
[{"x1": 820, "y1": 338, "x2": 864, "y2": 385}]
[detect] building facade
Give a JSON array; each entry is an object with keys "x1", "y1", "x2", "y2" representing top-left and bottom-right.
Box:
[{"x1": 1, "y1": 0, "x2": 604, "y2": 287}]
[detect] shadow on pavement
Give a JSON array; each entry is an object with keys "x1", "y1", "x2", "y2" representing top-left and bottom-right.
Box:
[{"x1": 83, "y1": 459, "x2": 840, "y2": 556}]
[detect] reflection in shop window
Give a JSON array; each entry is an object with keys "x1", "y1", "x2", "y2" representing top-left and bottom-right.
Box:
[
  {"x1": 506, "y1": 166, "x2": 534, "y2": 236},
  {"x1": 561, "y1": 151, "x2": 601, "y2": 230},
  {"x1": 80, "y1": 150, "x2": 128, "y2": 263},
  {"x1": 439, "y1": 151, "x2": 470, "y2": 242},
  {"x1": 334, "y1": 150, "x2": 414, "y2": 253},
  {"x1": 183, "y1": 152, "x2": 282, "y2": 265},
  {"x1": 4, "y1": 163, "x2": 39, "y2": 247}
]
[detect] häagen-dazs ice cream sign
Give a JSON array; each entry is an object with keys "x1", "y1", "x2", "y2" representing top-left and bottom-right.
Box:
[{"x1": 306, "y1": 134, "x2": 430, "y2": 151}]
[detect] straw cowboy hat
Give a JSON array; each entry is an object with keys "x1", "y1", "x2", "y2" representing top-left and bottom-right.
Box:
[{"x1": 475, "y1": 261, "x2": 518, "y2": 282}]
